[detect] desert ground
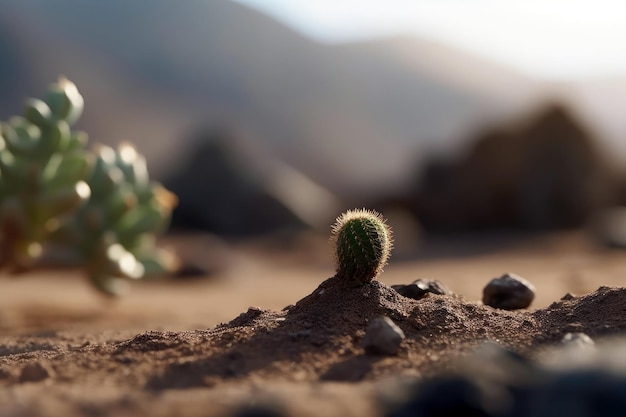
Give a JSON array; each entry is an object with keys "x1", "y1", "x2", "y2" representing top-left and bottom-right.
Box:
[{"x1": 0, "y1": 230, "x2": 625, "y2": 416}]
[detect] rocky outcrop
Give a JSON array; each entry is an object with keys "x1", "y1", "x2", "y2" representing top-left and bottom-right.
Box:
[
  {"x1": 164, "y1": 127, "x2": 340, "y2": 237},
  {"x1": 412, "y1": 104, "x2": 617, "y2": 231}
]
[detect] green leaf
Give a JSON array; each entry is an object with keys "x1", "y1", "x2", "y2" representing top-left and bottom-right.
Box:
[
  {"x1": 39, "y1": 181, "x2": 91, "y2": 219},
  {"x1": 46, "y1": 120, "x2": 71, "y2": 152},
  {"x1": 138, "y1": 248, "x2": 179, "y2": 276},
  {"x1": 24, "y1": 98, "x2": 52, "y2": 127},
  {"x1": 2, "y1": 122, "x2": 37, "y2": 156},
  {"x1": 117, "y1": 205, "x2": 164, "y2": 238},
  {"x1": 42, "y1": 151, "x2": 90, "y2": 189},
  {"x1": 65, "y1": 131, "x2": 88, "y2": 152},
  {"x1": 45, "y1": 78, "x2": 84, "y2": 125}
]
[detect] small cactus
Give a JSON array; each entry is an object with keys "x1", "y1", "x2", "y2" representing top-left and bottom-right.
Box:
[{"x1": 330, "y1": 209, "x2": 393, "y2": 284}]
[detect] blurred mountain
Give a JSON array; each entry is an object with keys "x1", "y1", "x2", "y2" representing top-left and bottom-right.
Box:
[
  {"x1": 556, "y1": 77, "x2": 626, "y2": 168},
  {"x1": 0, "y1": 0, "x2": 613, "y2": 198},
  {"x1": 403, "y1": 104, "x2": 618, "y2": 232},
  {"x1": 164, "y1": 126, "x2": 341, "y2": 236}
]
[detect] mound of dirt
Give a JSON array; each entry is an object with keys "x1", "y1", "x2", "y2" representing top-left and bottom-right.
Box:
[
  {"x1": 138, "y1": 277, "x2": 533, "y2": 388},
  {"x1": 2, "y1": 277, "x2": 626, "y2": 416}
]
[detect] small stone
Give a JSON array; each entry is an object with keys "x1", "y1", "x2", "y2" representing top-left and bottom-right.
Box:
[
  {"x1": 19, "y1": 361, "x2": 54, "y2": 383},
  {"x1": 392, "y1": 279, "x2": 452, "y2": 300},
  {"x1": 362, "y1": 316, "x2": 405, "y2": 355},
  {"x1": 413, "y1": 279, "x2": 452, "y2": 296},
  {"x1": 560, "y1": 292, "x2": 576, "y2": 301},
  {"x1": 482, "y1": 273, "x2": 535, "y2": 310},
  {"x1": 392, "y1": 284, "x2": 428, "y2": 300},
  {"x1": 561, "y1": 332, "x2": 595, "y2": 350}
]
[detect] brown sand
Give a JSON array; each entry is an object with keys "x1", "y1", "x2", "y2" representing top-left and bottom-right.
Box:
[{"x1": 0, "y1": 231, "x2": 625, "y2": 416}]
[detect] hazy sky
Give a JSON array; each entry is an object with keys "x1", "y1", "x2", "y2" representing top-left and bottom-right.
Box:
[{"x1": 233, "y1": 0, "x2": 626, "y2": 81}]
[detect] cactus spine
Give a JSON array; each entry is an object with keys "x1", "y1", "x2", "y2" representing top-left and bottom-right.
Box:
[
  {"x1": 330, "y1": 209, "x2": 393, "y2": 284},
  {"x1": 0, "y1": 78, "x2": 177, "y2": 295}
]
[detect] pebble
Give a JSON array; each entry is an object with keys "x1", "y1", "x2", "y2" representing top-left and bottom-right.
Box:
[
  {"x1": 391, "y1": 284, "x2": 427, "y2": 300},
  {"x1": 561, "y1": 332, "x2": 595, "y2": 350},
  {"x1": 362, "y1": 316, "x2": 405, "y2": 355},
  {"x1": 482, "y1": 273, "x2": 535, "y2": 310},
  {"x1": 414, "y1": 279, "x2": 451, "y2": 296},
  {"x1": 392, "y1": 279, "x2": 451, "y2": 300},
  {"x1": 19, "y1": 361, "x2": 54, "y2": 383}
]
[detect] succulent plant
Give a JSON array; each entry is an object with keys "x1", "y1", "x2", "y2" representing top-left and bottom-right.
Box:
[
  {"x1": 330, "y1": 209, "x2": 393, "y2": 284},
  {"x1": 0, "y1": 78, "x2": 91, "y2": 270},
  {"x1": 0, "y1": 78, "x2": 178, "y2": 295},
  {"x1": 52, "y1": 143, "x2": 178, "y2": 295}
]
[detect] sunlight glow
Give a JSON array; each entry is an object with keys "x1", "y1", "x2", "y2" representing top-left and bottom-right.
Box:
[{"x1": 233, "y1": 0, "x2": 626, "y2": 80}]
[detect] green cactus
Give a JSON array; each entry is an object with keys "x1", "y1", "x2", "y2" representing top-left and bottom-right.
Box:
[
  {"x1": 52, "y1": 143, "x2": 178, "y2": 295},
  {"x1": 330, "y1": 209, "x2": 393, "y2": 284},
  {"x1": 0, "y1": 78, "x2": 178, "y2": 295},
  {"x1": 0, "y1": 78, "x2": 91, "y2": 270}
]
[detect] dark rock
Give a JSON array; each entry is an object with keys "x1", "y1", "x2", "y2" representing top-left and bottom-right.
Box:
[
  {"x1": 561, "y1": 292, "x2": 576, "y2": 301},
  {"x1": 386, "y1": 342, "x2": 626, "y2": 417},
  {"x1": 19, "y1": 361, "x2": 53, "y2": 383},
  {"x1": 523, "y1": 371, "x2": 626, "y2": 417},
  {"x1": 482, "y1": 273, "x2": 535, "y2": 310},
  {"x1": 413, "y1": 279, "x2": 452, "y2": 296},
  {"x1": 392, "y1": 279, "x2": 452, "y2": 300},
  {"x1": 387, "y1": 375, "x2": 506, "y2": 417},
  {"x1": 386, "y1": 344, "x2": 528, "y2": 417},
  {"x1": 391, "y1": 284, "x2": 428, "y2": 300},
  {"x1": 409, "y1": 104, "x2": 615, "y2": 232},
  {"x1": 362, "y1": 316, "x2": 405, "y2": 355},
  {"x1": 227, "y1": 307, "x2": 267, "y2": 327}
]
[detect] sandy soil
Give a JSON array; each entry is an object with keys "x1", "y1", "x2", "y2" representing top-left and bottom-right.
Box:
[{"x1": 0, "y1": 231, "x2": 625, "y2": 417}]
